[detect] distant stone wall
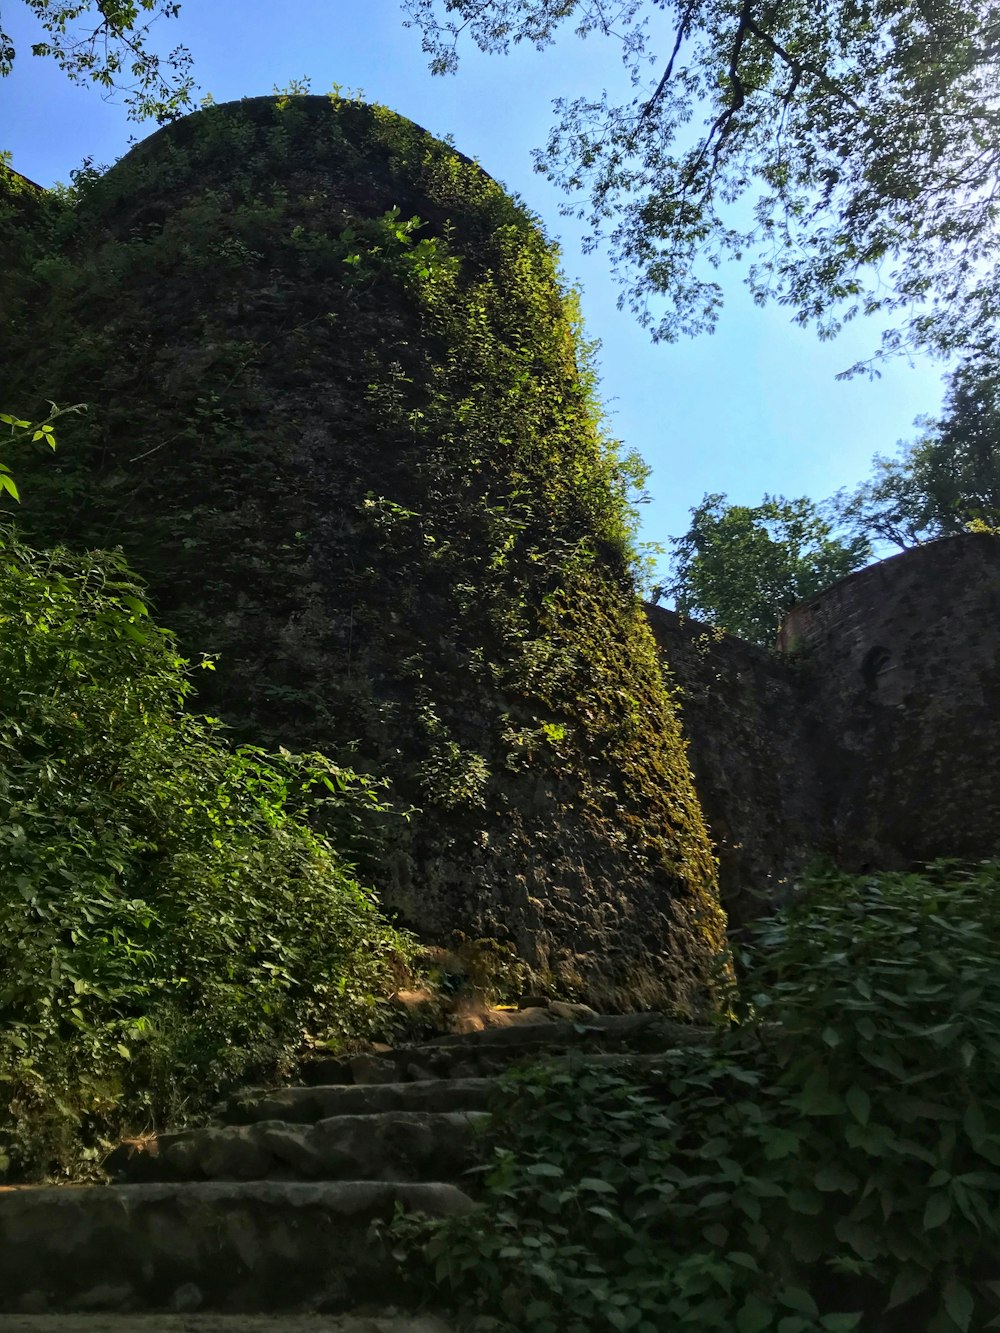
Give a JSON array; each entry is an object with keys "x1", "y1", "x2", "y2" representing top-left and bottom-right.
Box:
[
  {"x1": 648, "y1": 534, "x2": 1000, "y2": 930},
  {"x1": 644, "y1": 606, "x2": 824, "y2": 931},
  {"x1": 779, "y1": 533, "x2": 1000, "y2": 872}
]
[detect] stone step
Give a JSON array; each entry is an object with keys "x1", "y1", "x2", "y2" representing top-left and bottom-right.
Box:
[
  {"x1": 0, "y1": 1181, "x2": 473, "y2": 1315},
  {"x1": 300, "y1": 1012, "x2": 709, "y2": 1086},
  {"x1": 106, "y1": 1110, "x2": 489, "y2": 1185},
  {"x1": 219, "y1": 1076, "x2": 495, "y2": 1126},
  {"x1": 0, "y1": 1317, "x2": 457, "y2": 1333},
  {"x1": 220, "y1": 1048, "x2": 700, "y2": 1130},
  {"x1": 430, "y1": 1010, "x2": 704, "y2": 1049}
]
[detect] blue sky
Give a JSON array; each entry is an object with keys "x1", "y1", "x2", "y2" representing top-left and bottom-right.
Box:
[{"x1": 2, "y1": 0, "x2": 947, "y2": 570}]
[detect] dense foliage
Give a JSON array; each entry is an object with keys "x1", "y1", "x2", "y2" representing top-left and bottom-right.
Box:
[
  {"x1": 836, "y1": 356, "x2": 1000, "y2": 548},
  {"x1": 0, "y1": 94, "x2": 724, "y2": 1009},
  {"x1": 397, "y1": 863, "x2": 1000, "y2": 1333},
  {"x1": 0, "y1": 528, "x2": 411, "y2": 1181},
  {"x1": 405, "y1": 0, "x2": 1000, "y2": 370},
  {"x1": 0, "y1": 0, "x2": 193, "y2": 121},
  {"x1": 660, "y1": 492, "x2": 869, "y2": 644}
]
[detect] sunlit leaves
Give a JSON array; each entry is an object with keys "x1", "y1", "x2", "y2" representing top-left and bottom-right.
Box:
[
  {"x1": 10, "y1": 1, "x2": 193, "y2": 121},
  {"x1": 405, "y1": 0, "x2": 1000, "y2": 365},
  {"x1": 834, "y1": 353, "x2": 1000, "y2": 549},
  {"x1": 659, "y1": 491, "x2": 870, "y2": 644},
  {"x1": 0, "y1": 402, "x2": 85, "y2": 508},
  {"x1": 0, "y1": 530, "x2": 409, "y2": 1179}
]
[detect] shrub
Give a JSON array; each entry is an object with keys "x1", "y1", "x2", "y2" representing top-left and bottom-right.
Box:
[
  {"x1": 0, "y1": 527, "x2": 412, "y2": 1180},
  {"x1": 395, "y1": 863, "x2": 1000, "y2": 1333}
]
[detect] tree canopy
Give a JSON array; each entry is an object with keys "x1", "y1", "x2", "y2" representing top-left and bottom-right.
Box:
[
  {"x1": 661, "y1": 357, "x2": 1000, "y2": 645},
  {"x1": 836, "y1": 355, "x2": 1000, "y2": 547},
  {"x1": 660, "y1": 492, "x2": 870, "y2": 644},
  {"x1": 0, "y1": 0, "x2": 193, "y2": 120},
  {"x1": 405, "y1": 0, "x2": 1000, "y2": 370}
]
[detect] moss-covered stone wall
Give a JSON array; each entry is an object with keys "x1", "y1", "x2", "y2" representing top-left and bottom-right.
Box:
[
  {"x1": 779, "y1": 533, "x2": 1000, "y2": 871},
  {"x1": 644, "y1": 604, "x2": 825, "y2": 931},
  {"x1": 646, "y1": 534, "x2": 1000, "y2": 926},
  {"x1": 0, "y1": 95, "x2": 725, "y2": 1011}
]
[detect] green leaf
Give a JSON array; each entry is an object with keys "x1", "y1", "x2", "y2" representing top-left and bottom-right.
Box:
[
  {"x1": 787, "y1": 1187, "x2": 822, "y2": 1215},
  {"x1": 942, "y1": 1277, "x2": 975, "y2": 1331},
  {"x1": 834, "y1": 1218, "x2": 880, "y2": 1262},
  {"x1": 797, "y1": 1070, "x2": 844, "y2": 1115},
  {"x1": 525, "y1": 1162, "x2": 564, "y2": 1178},
  {"x1": 737, "y1": 1296, "x2": 774, "y2": 1333},
  {"x1": 762, "y1": 1128, "x2": 801, "y2": 1160},
  {"x1": 780, "y1": 1288, "x2": 819, "y2": 1317},
  {"x1": 0, "y1": 473, "x2": 20, "y2": 501},
  {"x1": 887, "y1": 1265, "x2": 931, "y2": 1310},
  {"x1": 578, "y1": 1177, "x2": 617, "y2": 1193},
  {"x1": 525, "y1": 1300, "x2": 554, "y2": 1320},
  {"x1": 858, "y1": 1045, "x2": 906, "y2": 1078},
  {"x1": 814, "y1": 1163, "x2": 859, "y2": 1193},
  {"x1": 846, "y1": 1085, "x2": 871, "y2": 1126},
  {"x1": 963, "y1": 1100, "x2": 987, "y2": 1148},
  {"x1": 923, "y1": 1192, "x2": 952, "y2": 1229}
]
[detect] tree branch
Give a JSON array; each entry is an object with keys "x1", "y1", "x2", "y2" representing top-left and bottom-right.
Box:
[
  {"x1": 743, "y1": 15, "x2": 862, "y2": 112},
  {"x1": 641, "y1": 0, "x2": 699, "y2": 121}
]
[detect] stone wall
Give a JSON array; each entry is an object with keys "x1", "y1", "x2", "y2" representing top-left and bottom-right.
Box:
[
  {"x1": 779, "y1": 533, "x2": 1000, "y2": 872},
  {"x1": 647, "y1": 534, "x2": 1000, "y2": 928},
  {"x1": 3, "y1": 95, "x2": 995, "y2": 984},
  {"x1": 2, "y1": 95, "x2": 724, "y2": 1012},
  {"x1": 644, "y1": 606, "x2": 824, "y2": 931}
]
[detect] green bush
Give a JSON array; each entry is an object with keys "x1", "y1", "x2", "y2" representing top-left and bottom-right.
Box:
[
  {"x1": 396, "y1": 863, "x2": 1000, "y2": 1333},
  {"x1": 0, "y1": 527, "x2": 412, "y2": 1180}
]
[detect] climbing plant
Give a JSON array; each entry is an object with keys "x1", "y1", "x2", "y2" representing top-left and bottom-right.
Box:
[
  {"x1": 0, "y1": 400, "x2": 84, "y2": 500},
  {"x1": 0, "y1": 93, "x2": 724, "y2": 1009},
  {"x1": 395, "y1": 862, "x2": 1000, "y2": 1333}
]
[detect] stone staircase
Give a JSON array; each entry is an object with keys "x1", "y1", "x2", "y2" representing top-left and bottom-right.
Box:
[{"x1": 0, "y1": 1002, "x2": 707, "y2": 1329}]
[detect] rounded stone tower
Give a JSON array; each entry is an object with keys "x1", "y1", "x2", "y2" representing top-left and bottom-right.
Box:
[{"x1": 1, "y1": 95, "x2": 725, "y2": 1009}]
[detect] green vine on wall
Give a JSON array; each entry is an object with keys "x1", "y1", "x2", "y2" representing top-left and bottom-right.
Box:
[{"x1": 0, "y1": 92, "x2": 725, "y2": 1007}]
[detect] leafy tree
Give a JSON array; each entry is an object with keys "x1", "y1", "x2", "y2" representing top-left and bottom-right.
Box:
[
  {"x1": 659, "y1": 492, "x2": 869, "y2": 645},
  {"x1": 0, "y1": 528, "x2": 410, "y2": 1179},
  {"x1": 836, "y1": 356, "x2": 1000, "y2": 548},
  {"x1": 404, "y1": 0, "x2": 1000, "y2": 369},
  {"x1": 0, "y1": 0, "x2": 193, "y2": 121}
]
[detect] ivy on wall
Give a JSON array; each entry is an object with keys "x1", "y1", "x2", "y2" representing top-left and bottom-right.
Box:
[{"x1": 0, "y1": 95, "x2": 724, "y2": 1008}]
